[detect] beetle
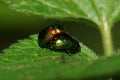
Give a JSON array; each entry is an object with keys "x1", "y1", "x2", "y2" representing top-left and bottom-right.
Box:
[
  {"x1": 38, "y1": 24, "x2": 63, "y2": 48},
  {"x1": 38, "y1": 24, "x2": 80, "y2": 54}
]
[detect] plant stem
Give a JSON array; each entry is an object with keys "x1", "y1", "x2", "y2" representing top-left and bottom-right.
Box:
[{"x1": 100, "y1": 22, "x2": 113, "y2": 56}]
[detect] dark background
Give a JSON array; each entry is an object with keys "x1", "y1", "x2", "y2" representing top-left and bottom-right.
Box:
[{"x1": 0, "y1": 1, "x2": 120, "y2": 55}]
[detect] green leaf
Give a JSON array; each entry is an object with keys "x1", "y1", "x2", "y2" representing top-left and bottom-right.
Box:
[
  {"x1": 3, "y1": 0, "x2": 120, "y2": 28},
  {"x1": 1, "y1": 34, "x2": 120, "y2": 80},
  {"x1": 0, "y1": 34, "x2": 98, "y2": 80}
]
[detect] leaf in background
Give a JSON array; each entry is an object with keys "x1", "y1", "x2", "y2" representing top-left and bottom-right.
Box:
[
  {"x1": 3, "y1": 0, "x2": 120, "y2": 28},
  {"x1": 0, "y1": 34, "x2": 98, "y2": 80}
]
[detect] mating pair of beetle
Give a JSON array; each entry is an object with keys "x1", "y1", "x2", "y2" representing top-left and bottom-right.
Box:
[{"x1": 38, "y1": 24, "x2": 80, "y2": 54}]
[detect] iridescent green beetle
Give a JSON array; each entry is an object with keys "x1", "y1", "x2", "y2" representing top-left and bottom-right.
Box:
[{"x1": 38, "y1": 24, "x2": 80, "y2": 54}]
